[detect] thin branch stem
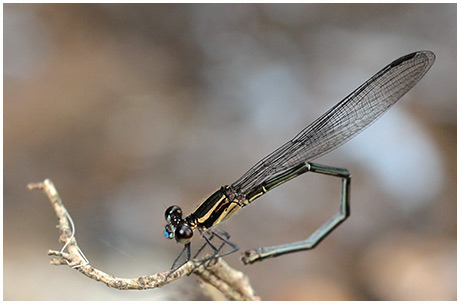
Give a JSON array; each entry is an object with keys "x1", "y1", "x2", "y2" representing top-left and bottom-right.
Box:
[{"x1": 28, "y1": 179, "x2": 258, "y2": 300}]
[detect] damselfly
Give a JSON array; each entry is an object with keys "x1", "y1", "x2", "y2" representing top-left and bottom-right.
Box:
[{"x1": 163, "y1": 51, "x2": 435, "y2": 271}]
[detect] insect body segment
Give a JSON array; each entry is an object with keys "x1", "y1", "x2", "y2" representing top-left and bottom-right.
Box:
[{"x1": 164, "y1": 205, "x2": 193, "y2": 244}]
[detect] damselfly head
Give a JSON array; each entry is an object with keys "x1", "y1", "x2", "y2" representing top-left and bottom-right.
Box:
[
  {"x1": 163, "y1": 222, "x2": 193, "y2": 244},
  {"x1": 164, "y1": 205, "x2": 193, "y2": 244}
]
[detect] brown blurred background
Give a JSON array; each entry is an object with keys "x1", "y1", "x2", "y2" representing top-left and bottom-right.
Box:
[{"x1": 4, "y1": 3, "x2": 456, "y2": 300}]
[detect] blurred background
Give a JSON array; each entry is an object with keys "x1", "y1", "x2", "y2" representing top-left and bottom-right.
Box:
[{"x1": 4, "y1": 3, "x2": 456, "y2": 300}]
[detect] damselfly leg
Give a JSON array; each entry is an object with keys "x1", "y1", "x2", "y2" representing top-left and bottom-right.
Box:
[
  {"x1": 193, "y1": 228, "x2": 239, "y2": 269},
  {"x1": 167, "y1": 227, "x2": 238, "y2": 277}
]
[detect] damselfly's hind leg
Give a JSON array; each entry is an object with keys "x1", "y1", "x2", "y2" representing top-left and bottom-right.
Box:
[
  {"x1": 190, "y1": 228, "x2": 239, "y2": 271},
  {"x1": 241, "y1": 162, "x2": 351, "y2": 264},
  {"x1": 167, "y1": 228, "x2": 239, "y2": 278}
]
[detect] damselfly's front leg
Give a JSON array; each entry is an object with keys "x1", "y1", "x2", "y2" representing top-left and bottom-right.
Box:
[{"x1": 241, "y1": 162, "x2": 351, "y2": 264}]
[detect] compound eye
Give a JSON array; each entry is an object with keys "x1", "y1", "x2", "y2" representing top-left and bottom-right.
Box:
[
  {"x1": 175, "y1": 225, "x2": 193, "y2": 244},
  {"x1": 165, "y1": 205, "x2": 182, "y2": 222},
  {"x1": 163, "y1": 224, "x2": 175, "y2": 239}
]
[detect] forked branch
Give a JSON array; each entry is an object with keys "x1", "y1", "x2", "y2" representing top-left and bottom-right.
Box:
[{"x1": 27, "y1": 179, "x2": 258, "y2": 300}]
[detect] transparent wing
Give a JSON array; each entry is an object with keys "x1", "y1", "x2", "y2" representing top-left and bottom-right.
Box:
[{"x1": 232, "y1": 51, "x2": 435, "y2": 193}]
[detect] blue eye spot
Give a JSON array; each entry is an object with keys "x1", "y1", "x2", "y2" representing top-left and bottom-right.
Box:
[{"x1": 164, "y1": 229, "x2": 172, "y2": 239}]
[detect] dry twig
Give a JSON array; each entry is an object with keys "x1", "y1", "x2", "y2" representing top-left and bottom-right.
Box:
[{"x1": 28, "y1": 179, "x2": 258, "y2": 300}]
